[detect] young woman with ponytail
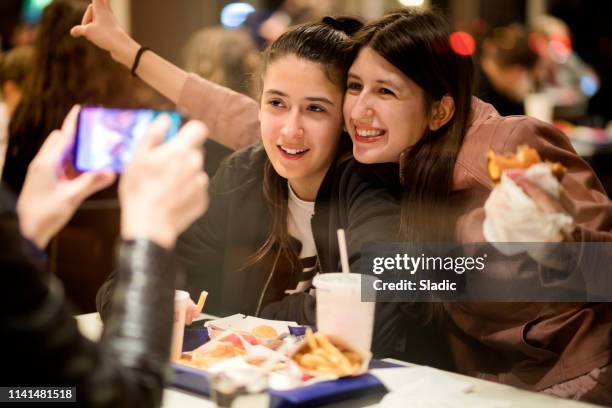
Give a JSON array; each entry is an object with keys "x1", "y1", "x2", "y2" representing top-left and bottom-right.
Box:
[{"x1": 76, "y1": 3, "x2": 401, "y2": 357}]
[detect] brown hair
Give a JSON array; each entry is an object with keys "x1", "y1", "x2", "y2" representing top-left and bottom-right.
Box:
[
  {"x1": 247, "y1": 16, "x2": 362, "y2": 271},
  {"x1": 483, "y1": 23, "x2": 539, "y2": 69},
  {"x1": 0, "y1": 46, "x2": 33, "y2": 88},
  {"x1": 183, "y1": 26, "x2": 260, "y2": 98}
]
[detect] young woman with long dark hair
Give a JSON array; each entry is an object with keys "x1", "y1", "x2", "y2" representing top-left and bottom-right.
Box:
[{"x1": 343, "y1": 8, "x2": 612, "y2": 404}]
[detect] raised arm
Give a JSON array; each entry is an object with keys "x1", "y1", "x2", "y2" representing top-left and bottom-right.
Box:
[{"x1": 71, "y1": 0, "x2": 260, "y2": 150}]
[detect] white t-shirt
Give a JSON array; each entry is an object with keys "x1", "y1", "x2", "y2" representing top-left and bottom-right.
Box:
[{"x1": 286, "y1": 182, "x2": 318, "y2": 295}]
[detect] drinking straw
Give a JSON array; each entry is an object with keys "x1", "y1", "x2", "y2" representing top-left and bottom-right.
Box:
[{"x1": 337, "y1": 228, "x2": 350, "y2": 274}]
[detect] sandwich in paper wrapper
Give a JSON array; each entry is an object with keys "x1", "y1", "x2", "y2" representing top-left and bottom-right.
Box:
[{"x1": 483, "y1": 145, "x2": 573, "y2": 255}]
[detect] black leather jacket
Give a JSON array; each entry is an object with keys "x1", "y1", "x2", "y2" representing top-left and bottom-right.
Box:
[{"x1": 0, "y1": 187, "x2": 177, "y2": 407}]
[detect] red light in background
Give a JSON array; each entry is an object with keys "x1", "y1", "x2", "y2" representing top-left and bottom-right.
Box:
[
  {"x1": 449, "y1": 31, "x2": 476, "y2": 56},
  {"x1": 528, "y1": 32, "x2": 547, "y2": 56},
  {"x1": 551, "y1": 34, "x2": 572, "y2": 52}
]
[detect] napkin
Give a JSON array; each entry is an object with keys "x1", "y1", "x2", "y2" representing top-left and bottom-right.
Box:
[
  {"x1": 369, "y1": 366, "x2": 511, "y2": 408},
  {"x1": 483, "y1": 163, "x2": 573, "y2": 255}
]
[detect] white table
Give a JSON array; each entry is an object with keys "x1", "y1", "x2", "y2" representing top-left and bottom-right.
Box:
[{"x1": 75, "y1": 313, "x2": 599, "y2": 408}]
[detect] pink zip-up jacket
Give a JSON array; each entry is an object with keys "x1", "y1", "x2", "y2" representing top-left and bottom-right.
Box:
[{"x1": 177, "y1": 73, "x2": 260, "y2": 149}]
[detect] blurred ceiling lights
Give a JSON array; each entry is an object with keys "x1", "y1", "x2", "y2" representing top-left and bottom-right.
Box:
[
  {"x1": 221, "y1": 2, "x2": 255, "y2": 29},
  {"x1": 398, "y1": 0, "x2": 425, "y2": 6}
]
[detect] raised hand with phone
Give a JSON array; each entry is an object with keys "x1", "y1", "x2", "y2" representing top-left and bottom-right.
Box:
[
  {"x1": 17, "y1": 105, "x2": 209, "y2": 250},
  {"x1": 73, "y1": 107, "x2": 182, "y2": 172}
]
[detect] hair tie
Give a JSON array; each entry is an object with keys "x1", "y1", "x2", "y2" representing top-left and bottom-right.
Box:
[
  {"x1": 322, "y1": 16, "x2": 342, "y2": 30},
  {"x1": 322, "y1": 16, "x2": 363, "y2": 36}
]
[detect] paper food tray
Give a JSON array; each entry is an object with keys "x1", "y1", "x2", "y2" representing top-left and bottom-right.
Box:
[{"x1": 171, "y1": 327, "x2": 399, "y2": 407}]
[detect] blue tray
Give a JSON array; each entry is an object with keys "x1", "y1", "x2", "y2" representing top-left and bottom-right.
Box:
[{"x1": 171, "y1": 327, "x2": 397, "y2": 407}]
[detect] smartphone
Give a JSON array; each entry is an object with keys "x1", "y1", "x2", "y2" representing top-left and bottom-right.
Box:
[{"x1": 73, "y1": 106, "x2": 182, "y2": 172}]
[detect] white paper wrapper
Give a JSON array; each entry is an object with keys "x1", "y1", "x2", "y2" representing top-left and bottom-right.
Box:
[
  {"x1": 483, "y1": 163, "x2": 574, "y2": 255},
  {"x1": 205, "y1": 314, "x2": 297, "y2": 337}
]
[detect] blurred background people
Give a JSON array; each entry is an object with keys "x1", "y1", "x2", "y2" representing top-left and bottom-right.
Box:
[
  {"x1": 183, "y1": 25, "x2": 260, "y2": 175},
  {"x1": 0, "y1": 45, "x2": 32, "y2": 174},
  {"x1": 530, "y1": 14, "x2": 600, "y2": 122},
  {"x1": 183, "y1": 26, "x2": 259, "y2": 99},
  {"x1": 475, "y1": 23, "x2": 541, "y2": 116},
  {"x1": 547, "y1": 0, "x2": 611, "y2": 125},
  {"x1": 0, "y1": 0, "x2": 36, "y2": 51}
]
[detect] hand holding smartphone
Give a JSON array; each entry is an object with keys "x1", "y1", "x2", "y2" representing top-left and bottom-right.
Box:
[{"x1": 73, "y1": 106, "x2": 182, "y2": 172}]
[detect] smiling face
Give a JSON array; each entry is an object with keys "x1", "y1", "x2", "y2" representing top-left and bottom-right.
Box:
[
  {"x1": 260, "y1": 54, "x2": 344, "y2": 200},
  {"x1": 343, "y1": 46, "x2": 430, "y2": 164}
]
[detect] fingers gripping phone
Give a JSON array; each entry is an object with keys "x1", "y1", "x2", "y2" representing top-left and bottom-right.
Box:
[{"x1": 73, "y1": 106, "x2": 182, "y2": 172}]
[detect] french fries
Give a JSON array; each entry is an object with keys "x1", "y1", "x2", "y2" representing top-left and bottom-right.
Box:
[
  {"x1": 195, "y1": 290, "x2": 208, "y2": 314},
  {"x1": 292, "y1": 329, "x2": 363, "y2": 377}
]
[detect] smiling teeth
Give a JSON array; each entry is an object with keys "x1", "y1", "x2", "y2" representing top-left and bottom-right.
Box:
[
  {"x1": 356, "y1": 129, "x2": 384, "y2": 137},
  {"x1": 280, "y1": 146, "x2": 308, "y2": 155}
]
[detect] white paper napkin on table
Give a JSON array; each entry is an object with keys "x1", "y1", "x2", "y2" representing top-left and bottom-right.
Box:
[{"x1": 369, "y1": 366, "x2": 511, "y2": 408}]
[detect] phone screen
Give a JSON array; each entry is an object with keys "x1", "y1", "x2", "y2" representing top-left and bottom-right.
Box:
[{"x1": 74, "y1": 106, "x2": 182, "y2": 172}]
